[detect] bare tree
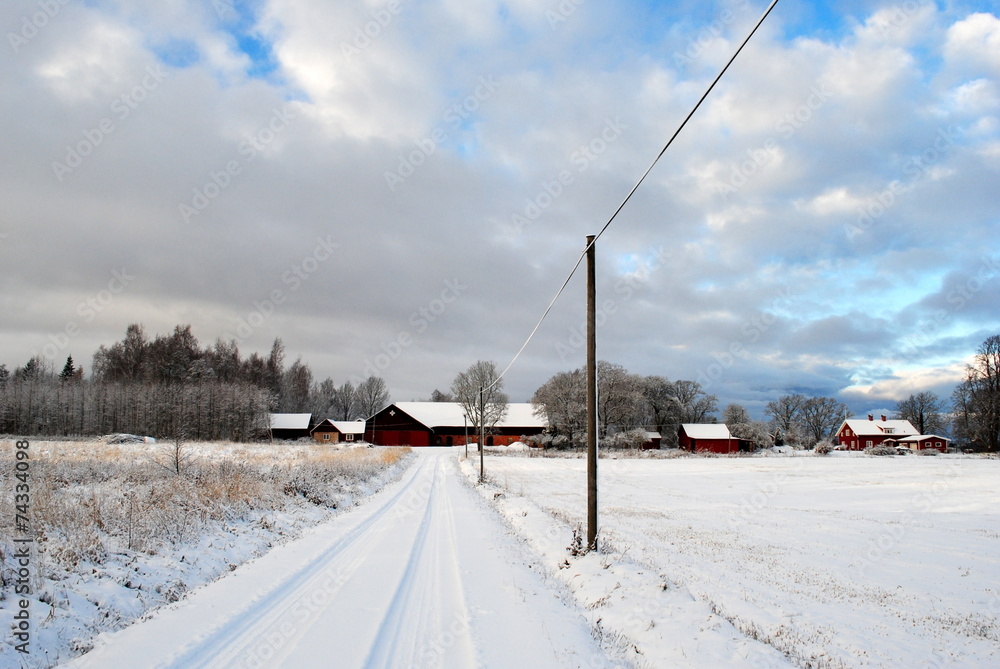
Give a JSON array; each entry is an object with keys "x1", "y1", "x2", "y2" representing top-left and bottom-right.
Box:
[
  {"x1": 730, "y1": 421, "x2": 773, "y2": 450},
  {"x1": 673, "y1": 380, "x2": 718, "y2": 423},
  {"x1": 723, "y1": 403, "x2": 751, "y2": 427},
  {"x1": 332, "y1": 381, "x2": 357, "y2": 420},
  {"x1": 642, "y1": 376, "x2": 679, "y2": 435},
  {"x1": 356, "y1": 376, "x2": 390, "y2": 419},
  {"x1": 532, "y1": 369, "x2": 587, "y2": 446},
  {"x1": 954, "y1": 334, "x2": 1000, "y2": 451},
  {"x1": 429, "y1": 389, "x2": 453, "y2": 402},
  {"x1": 895, "y1": 392, "x2": 945, "y2": 435},
  {"x1": 765, "y1": 394, "x2": 805, "y2": 434},
  {"x1": 799, "y1": 396, "x2": 849, "y2": 444},
  {"x1": 597, "y1": 362, "x2": 646, "y2": 436},
  {"x1": 452, "y1": 361, "x2": 508, "y2": 439},
  {"x1": 281, "y1": 358, "x2": 313, "y2": 411}
]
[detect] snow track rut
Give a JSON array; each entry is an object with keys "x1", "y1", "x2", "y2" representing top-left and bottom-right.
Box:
[{"x1": 64, "y1": 450, "x2": 613, "y2": 669}]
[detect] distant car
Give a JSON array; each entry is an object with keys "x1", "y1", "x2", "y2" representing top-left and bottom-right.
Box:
[{"x1": 894, "y1": 446, "x2": 912, "y2": 455}]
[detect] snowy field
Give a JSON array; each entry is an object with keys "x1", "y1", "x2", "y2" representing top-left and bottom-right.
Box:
[
  {"x1": 0, "y1": 439, "x2": 413, "y2": 668},
  {"x1": 474, "y1": 452, "x2": 1000, "y2": 668}
]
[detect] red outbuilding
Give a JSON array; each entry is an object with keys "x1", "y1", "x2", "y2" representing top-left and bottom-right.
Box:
[
  {"x1": 366, "y1": 402, "x2": 546, "y2": 447},
  {"x1": 677, "y1": 424, "x2": 743, "y2": 453}
]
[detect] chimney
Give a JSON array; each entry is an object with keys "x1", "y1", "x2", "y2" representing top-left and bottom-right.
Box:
[
  {"x1": 868, "y1": 414, "x2": 873, "y2": 421},
  {"x1": 881, "y1": 415, "x2": 887, "y2": 422}
]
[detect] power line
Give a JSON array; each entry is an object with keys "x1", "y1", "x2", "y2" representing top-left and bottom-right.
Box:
[{"x1": 488, "y1": 0, "x2": 782, "y2": 391}]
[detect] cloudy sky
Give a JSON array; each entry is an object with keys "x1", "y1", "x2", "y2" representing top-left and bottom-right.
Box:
[{"x1": 2, "y1": 0, "x2": 998, "y2": 418}]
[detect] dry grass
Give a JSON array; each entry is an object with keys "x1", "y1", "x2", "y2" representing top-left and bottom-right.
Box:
[{"x1": 0, "y1": 440, "x2": 411, "y2": 574}]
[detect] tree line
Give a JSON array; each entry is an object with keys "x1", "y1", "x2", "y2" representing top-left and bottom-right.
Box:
[
  {"x1": 0, "y1": 323, "x2": 389, "y2": 440},
  {"x1": 527, "y1": 334, "x2": 1000, "y2": 451}
]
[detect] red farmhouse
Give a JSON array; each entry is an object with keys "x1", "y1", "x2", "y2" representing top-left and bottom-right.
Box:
[{"x1": 836, "y1": 415, "x2": 918, "y2": 450}]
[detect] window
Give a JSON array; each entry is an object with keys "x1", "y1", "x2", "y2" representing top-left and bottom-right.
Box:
[
  {"x1": 867, "y1": 440, "x2": 872, "y2": 447},
  {"x1": 323, "y1": 434, "x2": 330, "y2": 441},
  {"x1": 883, "y1": 427, "x2": 894, "y2": 434},
  {"x1": 346, "y1": 434, "x2": 355, "y2": 442}
]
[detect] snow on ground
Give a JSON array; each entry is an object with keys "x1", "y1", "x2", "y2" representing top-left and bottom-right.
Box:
[
  {"x1": 56, "y1": 449, "x2": 623, "y2": 669},
  {"x1": 470, "y1": 451, "x2": 1000, "y2": 668},
  {"x1": 0, "y1": 439, "x2": 413, "y2": 668}
]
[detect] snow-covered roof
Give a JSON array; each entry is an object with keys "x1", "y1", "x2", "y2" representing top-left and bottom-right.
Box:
[
  {"x1": 680, "y1": 424, "x2": 731, "y2": 439},
  {"x1": 390, "y1": 402, "x2": 545, "y2": 429},
  {"x1": 270, "y1": 413, "x2": 312, "y2": 430},
  {"x1": 330, "y1": 420, "x2": 366, "y2": 435},
  {"x1": 897, "y1": 434, "x2": 950, "y2": 442},
  {"x1": 842, "y1": 418, "x2": 917, "y2": 437}
]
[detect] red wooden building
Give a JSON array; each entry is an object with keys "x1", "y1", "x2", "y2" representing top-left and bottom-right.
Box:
[
  {"x1": 677, "y1": 424, "x2": 747, "y2": 453},
  {"x1": 888, "y1": 434, "x2": 950, "y2": 453},
  {"x1": 366, "y1": 402, "x2": 545, "y2": 447},
  {"x1": 310, "y1": 419, "x2": 366, "y2": 444},
  {"x1": 836, "y1": 415, "x2": 918, "y2": 450}
]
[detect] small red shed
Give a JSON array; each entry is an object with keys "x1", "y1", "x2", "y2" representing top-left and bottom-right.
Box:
[{"x1": 678, "y1": 424, "x2": 739, "y2": 454}]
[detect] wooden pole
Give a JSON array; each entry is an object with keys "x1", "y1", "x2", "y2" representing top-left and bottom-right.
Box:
[
  {"x1": 479, "y1": 386, "x2": 485, "y2": 483},
  {"x1": 586, "y1": 234, "x2": 598, "y2": 551}
]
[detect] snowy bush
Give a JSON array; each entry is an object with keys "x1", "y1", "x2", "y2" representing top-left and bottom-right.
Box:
[
  {"x1": 917, "y1": 448, "x2": 939, "y2": 456},
  {"x1": 601, "y1": 429, "x2": 648, "y2": 450},
  {"x1": 864, "y1": 444, "x2": 897, "y2": 456},
  {"x1": 813, "y1": 440, "x2": 834, "y2": 455}
]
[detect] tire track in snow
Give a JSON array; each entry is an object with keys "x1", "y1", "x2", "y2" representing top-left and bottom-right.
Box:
[
  {"x1": 147, "y1": 455, "x2": 434, "y2": 669},
  {"x1": 65, "y1": 451, "x2": 617, "y2": 669},
  {"x1": 363, "y1": 456, "x2": 476, "y2": 668}
]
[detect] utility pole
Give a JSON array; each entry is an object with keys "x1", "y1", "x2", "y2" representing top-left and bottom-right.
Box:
[
  {"x1": 479, "y1": 386, "x2": 485, "y2": 484},
  {"x1": 586, "y1": 234, "x2": 598, "y2": 551}
]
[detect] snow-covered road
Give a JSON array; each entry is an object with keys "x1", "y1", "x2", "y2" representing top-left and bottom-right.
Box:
[{"x1": 63, "y1": 449, "x2": 615, "y2": 669}]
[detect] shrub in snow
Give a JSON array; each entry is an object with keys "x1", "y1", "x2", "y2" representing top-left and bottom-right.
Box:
[
  {"x1": 601, "y1": 429, "x2": 648, "y2": 450},
  {"x1": 864, "y1": 444, "x2": 897, "y2": 456},
  {"x1": 813, "y1": 440, "x2": 834, "y2": 455},
  {"x1": 918, "y1": 448, "x2": 939, "y2": 456}
]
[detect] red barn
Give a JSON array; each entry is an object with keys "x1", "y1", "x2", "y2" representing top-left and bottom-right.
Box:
[
  {"x1": 678, "y1": 424, "x2": 741, "y2": 453},
  {"x1": 836, "y1": 415, "x2": 917, "y2": 450},
  {"x1": 366, "y1": 402, "x2": 546, "y2": 447}
]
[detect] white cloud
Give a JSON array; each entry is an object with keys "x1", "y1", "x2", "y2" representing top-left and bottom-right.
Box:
[{"x1": 945, "y1": 12, "x2": 1000, "y2": 76}]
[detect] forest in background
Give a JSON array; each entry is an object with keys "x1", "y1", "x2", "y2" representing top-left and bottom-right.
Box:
[{"x1": 0, "y1": 324, "x2": 388, "y2": 441}]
